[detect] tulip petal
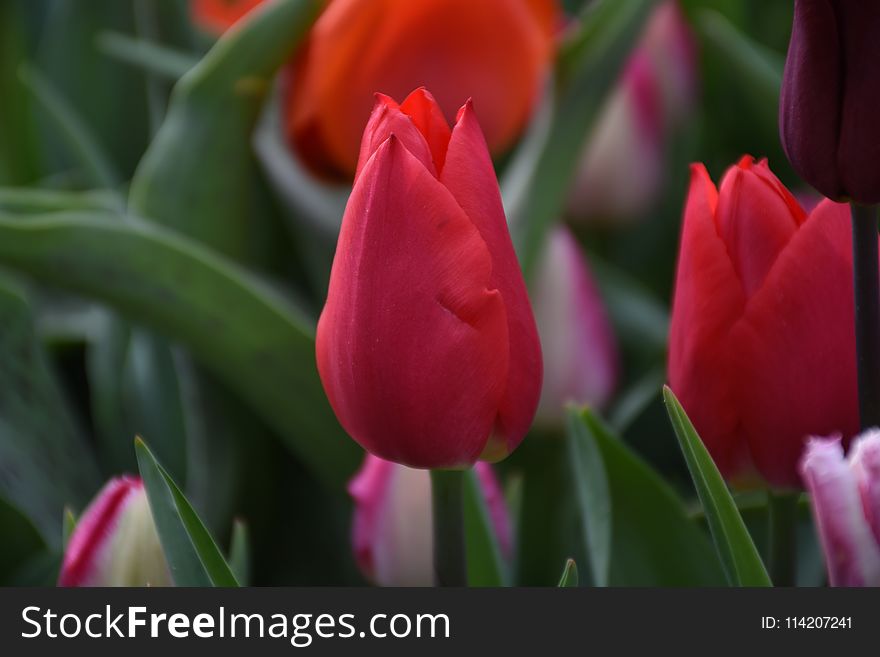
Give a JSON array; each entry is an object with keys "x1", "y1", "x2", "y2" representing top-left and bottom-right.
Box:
[
  {"x1": 715, "y1": 157, "x2": 804, "y2": 297},
  {"x1": 317, "y1": 135, "x2": 510, "y2": 468},
  {"x1": 669, "y1": 164, "x2": 751, "y2": 480},
  {"x1": 400, "y1": 88, "x2": 452, "y2": 175},
  {"x1": 800, "y1": 437, "x2": 880, "y2": 586},
  {"x1": 355, "y1": 93, "x2": 440, "y2": 180},
  {"x1": 850, "y1": 429, "x2": 880, "y2": 548},
  {"x1": 733, "y1": 199, "x2": 859, "y2": 488},
  {"x1": 441, "y1": 101, "x2": 542, "y2": 457}
]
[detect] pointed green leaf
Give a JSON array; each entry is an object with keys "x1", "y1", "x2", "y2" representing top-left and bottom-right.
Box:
[
  {"x1": 557, "y1": 559, "x2": 579, "y2": 587},
  {"x1": 463, "y1": 468, "x2": 508, "y2": 587},
  {"x1": 228, "y1": 519, "x2": 251, "y2": 586},
  {"x1": 62, "y1": 507, "x2": 77, "y2": 549},
  {"x1": 135, "y1": 437, "x2": 238, "y2": 587},
  {"x1": 0, "y1": 212, "x2": 359, "y2": 485},
  {"x1": 565, "y1": 407, "x2": 611, "y2": 586},
  {"x1": 96, "y1": 32, "x2": 196, "y2": 81},
  {"x1": 573, "y1": 408, "x2": 726, "y2": 585},
  {"x1": 663, "y1": 386, "x2": 771, "y2": 587}
]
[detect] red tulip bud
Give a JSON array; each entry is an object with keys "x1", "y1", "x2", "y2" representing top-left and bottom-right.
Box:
[
  {"x1": 780, "y1": 0, "x2": 880, "y2": 203},
  {"x1": 348, "y1": 455, "x2": 511, "y2": 586},
  {"x1": 668, "y1": 156, "x2": 861, "y2": 489},
  {"x1": 58, "y1": 476, "x2": 171, "y2": 587},
  {"x1": 317, "y1": 89, "x2": 542, "y2": 468}
]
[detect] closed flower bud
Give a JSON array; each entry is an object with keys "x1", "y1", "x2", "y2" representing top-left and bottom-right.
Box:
[
  {"x1": 58, "y1": 476, "x2": 171, "y2": 587},
  {"x1": 316, "y1": 88, "x2": 543, "y2": 468},
  {"x1": 348, "y1": 455, "x2": 511, "y2": 586},
  {"x1": 780, "y1": 0, "x2": 880, "y2": 203},
  {"x1": 284, "y1": 0, "x2": 558, "y2": 178},
  {"x1": 800, "y1": 432, "x2": 880, "y2": 586},
  {"x1": 668, "y1": 156, "x2": 860, "y2": 489},
  {"x1": 532, "y1": 226, "x2": 618, "y2": 426},
  {"x1": 567, "y1": 0, "x2": 697, "y2": 222}
]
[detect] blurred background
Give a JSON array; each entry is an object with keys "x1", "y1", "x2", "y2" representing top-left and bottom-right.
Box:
[{"x1": 0, "y1": 0, "x2": 821, "y2": 586}]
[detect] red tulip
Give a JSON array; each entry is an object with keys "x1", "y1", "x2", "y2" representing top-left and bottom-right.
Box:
[
  {"x1": 316, "y1": 88, "x2": 542, "y2": 468},
  {"x1": 668, "y1": 156, "x2": 861, "y2": 489},
  {"x1": 59, "y1": 476, "x2": 171, "y2": 587},
  {"x1": 284, "y1": 0, "x2": 558, "y2": 178},
  {"x1": 349, "y1": 455, "x2": 512, "y2": 586}
]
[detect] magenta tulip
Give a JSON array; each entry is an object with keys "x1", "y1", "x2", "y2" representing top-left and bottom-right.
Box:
[
  {"x1": 348, "y1": 454, "x2": 511, "y2": 586},
  {"x1": 800, "y1": 432, "x2": 880, "y2": 586},
  {"x1": 58, "y1": 476, "x2": 170, "y2": 587}
]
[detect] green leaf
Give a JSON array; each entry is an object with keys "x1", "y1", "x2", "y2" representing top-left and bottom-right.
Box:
[
  {"x1": 663, "y1": 386, "x2": 771, "y2": 586},
  {"x1": 0, "y1": 211, "x2": 359, "y2": 486},
  {"x1": 62, "y1": 507, "x2": 76, "y2": 549},
  {"x1": 18, "y1": 65, "x2": 121, "y2": 191},
  {"x1": 129, "y1": 0, "x2": 322, "y2": 260},
  {"x1": 557, "y1": 559, "x2": 579, "y2": 587},
  {"x1": 573, "y1": 408, "x2": 726, "y2": 585},
  {"x1": 135, "y1": 437, "x2": 238, "y2": 587},
  {"x1": 565, "y1": 407, "x2": 611, "y2": 586},
  {"x1": 0, "y1": 187, "x2": 120, "y2": 214},
  {"x1": 0, "y1": 494, "x2": 47, "y2": 585},
  {"x1": 463, "y1": 468, "x2": 508, "y2": 587},
  {"x1": 695, "y1": 9, "x2": 782, "y2": 137},
  {"x1": 509, "y1": 0, "x2": 658, "y2": 277},
  {"x1": 96, "y1": 32, "x2": 197, "y2": 81},
  {"x1": 228, "y1": 518, "x2": 251, "y2": 586},
  {"x1": 0, "y1": 275, "x2": 100, "y2": 546}
]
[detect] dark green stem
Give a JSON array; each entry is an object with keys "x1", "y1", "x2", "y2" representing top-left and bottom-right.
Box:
[
  {"x1": 851, "y1": 203, "x2": 880, "y2": 428},
  {"x1": 430, "y1": 469, "x2": 467, "y2": 587},
  {"x1": 767, "y1": 491, "x2": 798, "y2": 587}
]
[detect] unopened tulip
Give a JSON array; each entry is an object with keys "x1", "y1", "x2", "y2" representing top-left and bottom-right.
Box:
[
  {"x1": 780, "y1": 0, "x2": 880, "y2": 203},
  {"x1": 800, "y1": 432, "x2": 880, "y2": 586},
  {"x1": 284, "y1": 0, "x2": 558, "y2": 178},
  {"x1": 59, "y1": 476, "x2": 171, "y2": 587},
  {"x1": 531, "y1": 226, "x2": 618, "y2": 425},
  {"x1": 668, "y1": 156, "x2": 861, "y2": 489},
  {"x1": 316, "y1": 88, "x2": 542, "y2": 468},
  {"x1": 567, "y1": 0, "x2": 697, "y2": 222},
  {"x1": 349, "y1": 455, "x2": 512, "y2": 586},
  {"x1": 191, "y1": 0, "x2": 264, "y2": 34}
]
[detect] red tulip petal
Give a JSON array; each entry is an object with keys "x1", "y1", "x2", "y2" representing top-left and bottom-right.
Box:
[
  {"x1": 356, "y1": 94, "x2": 437, "y2": 179},
  {"x1": 715, "y1": 157, "x2": 804, "y2": 297},
  {"x1": 317, "y1": 135, "x2": 510, "y2": 468},
  {"x1": 732, "y1": 199, "x2": 859, "y2": 488},
  {"x1": 400, "y1": 88, "x2": 452, "y2": 174},
  {"x1": 668, "y1": 164, "x2": 751, "y2": 479},
  {"x1": 441, "y1": 101, "x2": 542, "y2": 457}
]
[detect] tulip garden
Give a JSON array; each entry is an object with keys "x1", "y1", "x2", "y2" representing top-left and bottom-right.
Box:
[{"x1": 1, "y1": 0, "x2": 878, "y2": 590}]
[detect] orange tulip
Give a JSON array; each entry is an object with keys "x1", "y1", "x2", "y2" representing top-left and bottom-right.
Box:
[
  {"x1": 191, "y1": 0, "x2": 264, "y2": 34},
  {"x1": 284, "y1": 0, "x2": 558, "y2": 178}
]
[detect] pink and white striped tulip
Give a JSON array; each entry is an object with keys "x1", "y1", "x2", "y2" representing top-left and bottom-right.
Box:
[
  {"x1": 799, "y1": 432, "x2": 880, "y2": 587},
  {"x1": 58, "y1": 476, "x2": 171, "y2": 587},
  {"x1": 348, "y1": 455, "x2": 512, "y2": 587},
  {"x1": 567, "y1": 0, "x2": 697, "y2": 223},
  {"x1": 531, "y1": 226, "x2": 618, "y2": 426}
]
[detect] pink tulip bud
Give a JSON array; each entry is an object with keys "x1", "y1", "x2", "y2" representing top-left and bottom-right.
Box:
[
  {"x1": 531, "y1": 226, "x2": 618, "y2": 426},
  {"x1": 800, "y1": 433, "x2": 880, "y2": 587},
  {"x1": 348, "y1": 455, "x2": 512, "y2": 587},
  {"x1": 58, "y1": 476, "x2": 171, "y2": 587},
  {"x1": 567, "y1": 0, "x2": 697, "y2": 222}
]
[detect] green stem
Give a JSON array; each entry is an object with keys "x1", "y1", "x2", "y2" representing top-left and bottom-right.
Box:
[
  {"x1": 851, "y1": 203, "x2": 880, "y2": 428},
  {"x1": 767, "y1": 491, "x2": 798, "y2": 587},
  {"x1": 430, "y1": 469, "x2": 467, "y2": 587}
]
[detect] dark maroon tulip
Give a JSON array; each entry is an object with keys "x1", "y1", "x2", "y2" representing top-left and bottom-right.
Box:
[{"x1": 779, "y1": 0, "x2": 880, "y2": 204}]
